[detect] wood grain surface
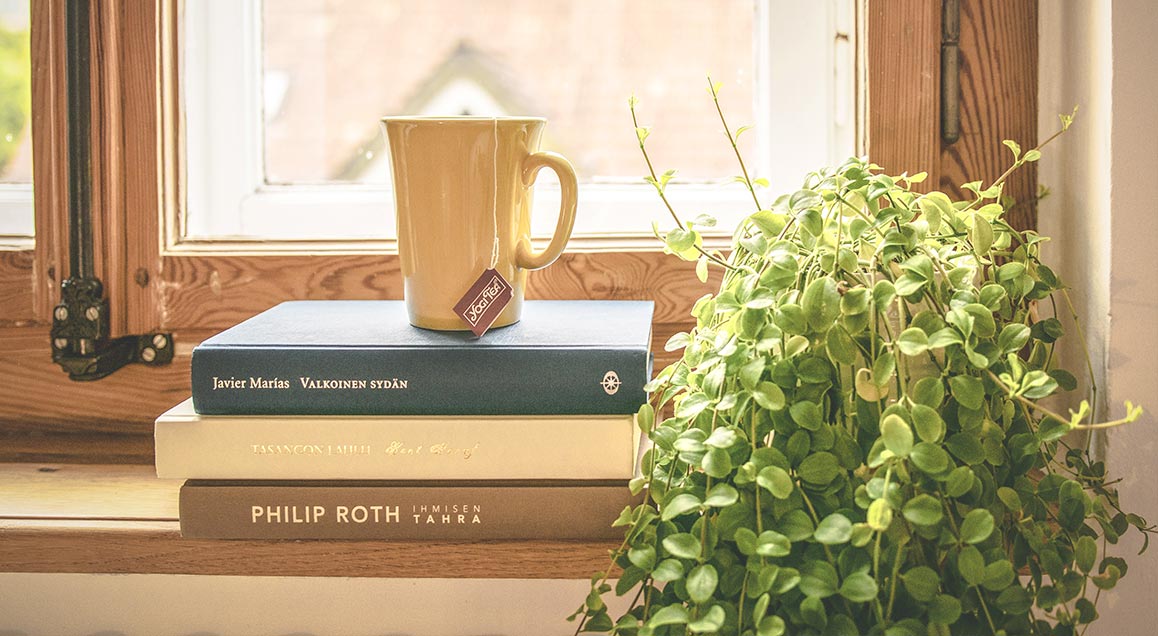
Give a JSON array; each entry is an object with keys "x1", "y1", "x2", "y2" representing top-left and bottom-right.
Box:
[
  {"x1": 868, "y1": 0, "x2": 1038, "y2": 230},
  {"x1": 0, "y1": 463, "x2": 621, "y2": 578},
  {"x1": 0, "y1": 463, "x2": 178, "y2": 519},
  {"x1": 116, "y1": 0, "x2": 166, "y2": 336},
  {"x1": 0, "y1": 250, "x2": 34, "y2": 326},
  {"x1": 159, "y1": 251, "x2": 718, "y2": 331},
  {"x1": 29, "y1": 0, "x2": 67, "y2": 323},
  {"x1": 0, "y1": 432, "x2": 156, "y2": 464},
  {"x1": 0, "y1": 326, "x2": 193, "y2": 434},
  {"x1": 0, "y1": 523, "x2": 620, "y2": 578},
  {"x1": 943, "y1": 0, "x2": 1038, "y2": 230},
  {"x1": 867, "y1": 0, "x2": 943, "y2": 188}
]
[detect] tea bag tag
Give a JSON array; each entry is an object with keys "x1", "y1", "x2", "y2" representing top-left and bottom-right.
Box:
[{"x1": 453, "y1": 268, "x2": 514, "y2": 337}]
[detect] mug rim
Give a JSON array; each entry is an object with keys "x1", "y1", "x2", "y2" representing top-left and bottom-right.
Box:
[{"x1": 381, "y1": 115, "x2": 547, "y2": 124}]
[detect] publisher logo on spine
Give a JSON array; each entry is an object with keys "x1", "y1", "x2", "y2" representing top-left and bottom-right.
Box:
[{"x1": 601, "y1": 371, "x2": 621, "y2": 395}]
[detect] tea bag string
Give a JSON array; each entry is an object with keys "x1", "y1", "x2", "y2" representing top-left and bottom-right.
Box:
[{"x1": 489, "y1": 118, "x2": 501, "y2": 270}]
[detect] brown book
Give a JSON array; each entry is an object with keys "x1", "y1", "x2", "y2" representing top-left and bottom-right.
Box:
[{"x1": 179, "y1": 479, "x2": 639, "y2": 540}]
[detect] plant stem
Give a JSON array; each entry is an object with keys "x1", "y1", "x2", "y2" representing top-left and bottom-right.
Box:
[
  {"x1": 798, "y1": 486, "x2": 855, "y2": 615},
  {"x1": 1061, "y1": 288, "x2": 1100, "y2": 425},
  {"x1": 966, "y1": 116, "x2": 1073, "y2": 211},
  {"x1": 987, "y1": 124, "x2": 1072, "y2": 195},
  {"x1": 833, "y1": 191, "x2": 889, "y2": 239},
  {"x1": 895, "y1": 296, "x2": 910, "y2": 399},
  {"x1": 572, "y1": 529, "x2": 634, "y2": 636},
  {"x1": 1068, "y1": 417, "x2": 1140, "y2": 430},
  {"x1": 751, "y1": 404, "x2": 765, "y2": 534},
  {"x1": 988, "y1": 370, "x2": 1140, "y2": 431},
  {"x1": 939, "y1": 490, "x2": 997, "y2": 635},
  {"x1": 1077, "y1": 537, "x2": 1109, "y2": 636},
  {"x1": 630, "y1": 102, "x2": 735, "y2": 271},
  {"x1": 700, "y1": 478, "x2": 711, "y2": 563},
  {"x1": 871, "y1": 467, "x2": 894, "y2": 624},
  {"x1": 976, "y1": 587, "x2": 998, "y2": 634},
  {"x1": 707, "y1": 77, "x2": 762, "y2": 212},
  {"x1": 737, "y1": 573, "x2": 749, "y2": 634},
  {"x1": 885, "y1": 538, "x2": 905, "y2": 621}
]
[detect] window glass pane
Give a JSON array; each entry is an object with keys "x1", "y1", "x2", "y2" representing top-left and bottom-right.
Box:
[
  {"x1": 262, "y1": 0, "x2": 757, "y2": 185},
  {"x1": 0, "y1": 0, "x2": 31, "y2": 185}
]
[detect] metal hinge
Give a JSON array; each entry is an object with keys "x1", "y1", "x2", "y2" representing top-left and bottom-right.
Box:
[{"x1": 941, "y1": 0, "x2": 961, "y2": 144}]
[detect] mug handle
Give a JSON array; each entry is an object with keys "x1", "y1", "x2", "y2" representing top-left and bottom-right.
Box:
[{"x1": 515, "y1": 151, "x2": 578, "y2": 271}]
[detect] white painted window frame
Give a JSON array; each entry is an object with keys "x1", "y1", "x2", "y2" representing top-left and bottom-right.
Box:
[
  {"x1": 180, "y1": 0, "x2": 855, "y2": 251},
  {"x1": 0, "y1": 184, "x2": 33, "y2": 247}
]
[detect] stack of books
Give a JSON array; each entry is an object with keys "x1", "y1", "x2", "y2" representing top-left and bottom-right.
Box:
[{"x1": 154, "y1": 300, "x2": 653, "y2": 540}]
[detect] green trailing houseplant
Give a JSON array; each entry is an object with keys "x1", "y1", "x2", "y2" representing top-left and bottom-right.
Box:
[{"x1": 570, "y1": 81, "x2": 1153, "y2": 636}]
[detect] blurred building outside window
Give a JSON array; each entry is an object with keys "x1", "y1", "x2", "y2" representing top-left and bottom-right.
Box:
[{"x1": 185, "y1": 0, "x2": 856, "y2": 244}]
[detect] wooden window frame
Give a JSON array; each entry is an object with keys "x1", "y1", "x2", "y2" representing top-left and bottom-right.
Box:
[{"x1": 0, "y1": 0, "x2": 1037, "y2": 461}]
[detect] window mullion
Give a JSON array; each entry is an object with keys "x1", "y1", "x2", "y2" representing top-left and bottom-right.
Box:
[{"x1": 183, "y1": 0, "x2": 264, "y2": 240}]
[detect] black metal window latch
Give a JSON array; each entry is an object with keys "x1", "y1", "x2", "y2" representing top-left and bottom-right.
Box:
[{"x1": 50, "y1": 0, "x2": 172, "y2": 381}]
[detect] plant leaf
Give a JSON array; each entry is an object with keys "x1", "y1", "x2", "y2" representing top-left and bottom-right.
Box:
[
  {"x1": 757, "y1": 465, "x2": 795, "y2": 499},
  {"x1": 704, "y1": 483, "x2": 740, "y2": 507},
  {"x1": 789, "y1": 401, "x2": 824, "y2": 431},
  {"x1": 755, "y1": 530, "x2": 792, "y2": 557},
  {"x1": 686, "y1": 564, "x2": 719, "y2": 604},
  {"x1": 911, "y1": 404, "x2": 947, "y2": 443},
  {"x1": 839, "y1": 571, "x2": 878, "y2": 603},
  {"x1": 897, "y1": 327, "x2": 929, "y2": 356},
  {"x1": 661, "y1": 493, "x2": 703, "y2": 521},
  {"x1": 881, "y1": 413, "x2": 914, "y2": 457},
  {"x1": 903, "y1": 493, "x2": 944, "y2": 526},
  {"x1": 662, "y1": 532, "x2": 702, "y2": 559},
  {"x1": 752, "y1": 381, "x2": 787, "y2": 410},
  {"x1": 902, "y1": 566, "x2": 941, "y2": 602},
  {"x1": 802, "y1": 277, "x2": 841, "y2": 331},
  {"x1": 652, "y1": 558, "x2": 685, "y2": 582},
  {"x1": 958, "y1": 545, "x2": 986, "y2": 586},
  {"x1": 867, "y1": 498, "x2": 893, "y2": 531},
  {"x1": 799, "y1": 561, "x2": 839, "y2": 598},
  {"x1": 814, "y1": 513, "x2": 853, "y2": 545},
  {"x1": 949, "y1": 375, "x2": 985, "y2": 410},
  {"x1": 648, "y1": 604, "x2": 689, "y2": 628},
  {"x1": 910, "y1": 442, "x2": 951, "y2": 474},
  {"x1": 928, "y1": 594, "x2": 962, "y2": 625},
  {"x1": 798, "y1": 452, "x2": 841, "y2": 485},
  {"x1": 959, "y1": 509, "x2": 996, "y2": 544}
]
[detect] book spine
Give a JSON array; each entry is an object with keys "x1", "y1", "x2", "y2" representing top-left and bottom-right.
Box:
[
  {"x1": 154, "y1": 413, "x2": 638, "y2": 480},
  {"x1": 179, "y1": 481, "x2": 636, "y2": 540},
  {"x1": 191, "y1": 346, "x2": 647, "y2": 415}
]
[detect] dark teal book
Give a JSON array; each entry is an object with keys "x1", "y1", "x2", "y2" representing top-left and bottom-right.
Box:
[{"x1": 191, "y1": 300, "x2": 653, "y2": 416}]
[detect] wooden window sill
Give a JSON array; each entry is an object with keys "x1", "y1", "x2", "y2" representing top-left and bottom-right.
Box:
[{"x1": 0, "y1": 463, "x2": 618, "y2": 579}]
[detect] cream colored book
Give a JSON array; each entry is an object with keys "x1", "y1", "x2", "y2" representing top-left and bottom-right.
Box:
[{"x1": 154, "y1": 399, "x2": 640, "y2": 480}]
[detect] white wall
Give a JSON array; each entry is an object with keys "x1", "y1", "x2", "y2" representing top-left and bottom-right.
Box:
[
  {"x1": 1037, "y1": 0, "x2": 1113, "y2": 423},
  {"x1": 0, "y1": 574, "x2": 608, "y2": 636},
  {"x1": 1039, "y1": 0, "x2": 1158, "y2": 632}
]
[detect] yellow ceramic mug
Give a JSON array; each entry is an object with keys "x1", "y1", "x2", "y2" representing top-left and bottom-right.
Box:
[{"x1": 381, "y1": 117, "x2": 578, "y2": 331}]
